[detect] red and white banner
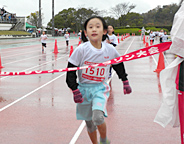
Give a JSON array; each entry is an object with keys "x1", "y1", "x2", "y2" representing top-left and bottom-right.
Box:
[{"x1": 0, "y1": 42, "x2": 172, "y2": 76}]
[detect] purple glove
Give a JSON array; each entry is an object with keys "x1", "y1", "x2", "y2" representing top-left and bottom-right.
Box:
[
  {"x1": 123, "y1": 80, "x2": 132, "y2": 95},
  {"x1": 72, "y1": 89, "x2": 84, "y2": 103}
]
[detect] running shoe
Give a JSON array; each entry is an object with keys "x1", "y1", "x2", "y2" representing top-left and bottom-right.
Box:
[{"x1": 99, "y1": 139, "x2": 110, "y2": 144}]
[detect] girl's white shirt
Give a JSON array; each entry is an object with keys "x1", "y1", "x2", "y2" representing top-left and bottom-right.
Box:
[
  {"x1": 68, "y1": 41, "x2": 120, "y2": 83},
  {"x1": 107, "y1": 34, "x2": 118, "y2": 46}
]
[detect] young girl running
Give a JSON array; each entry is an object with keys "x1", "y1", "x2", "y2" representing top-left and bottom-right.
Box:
[
  {"x1": 106, "y1": 25, "x2": 118, "y2": 78},
  {"x1": 106, "y1": 25, "x2": 118, "y2": 47},
  {"x1": 66, "y1": 16, "x2": 132, "y2": 144},
  {"x1": 159, "y1": 29, "x2": 164, "y2": 43},
  {"x1": 149, "y1": 31, "x2": 155, "y2": 44},
  {"x1": 64, "y1": 31, "x2": 70, "y2": 46},
  {"x1": 39, "y1": 31, "x2": 47, "y2": 52},
  {"x1": 162, "y1": 31, "x2": 168, "y2": 43}
]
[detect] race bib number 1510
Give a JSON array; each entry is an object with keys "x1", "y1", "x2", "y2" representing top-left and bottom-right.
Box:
[{"x1": 82, "y1": 61, "x2": 107, "y2": 82}]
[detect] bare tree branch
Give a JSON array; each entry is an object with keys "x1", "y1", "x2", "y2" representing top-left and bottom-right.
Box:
[{"x1": 111, "y1": 2, "x2": 136, "y2": 18}]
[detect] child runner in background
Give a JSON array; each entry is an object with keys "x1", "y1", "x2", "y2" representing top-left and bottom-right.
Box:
[
  {"x1": 66, "y1": 16, "x2": 132, "y2": 144},
  {"x1": 106, "y1": 25, "x2": 118, "y2": 47},
  {"x1": 154, "y1": 30, "x2": 159, "y2": 40},
  {"x1": 141, "y1": 27, "x2": 146, "y2": 40},
  {"x1": 78, "y1": 30, "x2": 82, "y2": 42},
  {"x1": 106, "y1": 25, "x2": 118, "y2": 78},
  {"x1": 64, "y1": 31, "x2": 70, "y2": 46},
  {"x1": 39, "y1": 31, "x2": 47, "y2": 52},
  {"x1": 159, "y1": 29, "x2": 164, "y2": 43},
  {"x1": 149, "y1": 31, "x2": 155, "y2": 44},
  {"x1": 162, "y1": 31, "x2": 168, "y2": 42}
]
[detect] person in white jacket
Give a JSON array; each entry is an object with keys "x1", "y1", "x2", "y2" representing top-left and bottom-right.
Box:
[{"x1": 154, "y1": 2, "x2": 184, "y2": 144}]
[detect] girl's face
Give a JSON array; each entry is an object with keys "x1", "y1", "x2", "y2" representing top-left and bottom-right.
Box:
[
  {"x1": 85, "y1": 18, "x2": 106, "y2": 43},
  {"x1": 108, "y1": 25, "x2": 114, "y2": 34}
]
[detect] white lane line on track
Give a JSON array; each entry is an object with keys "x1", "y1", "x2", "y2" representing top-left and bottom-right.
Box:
[
  {"x1": 3, "y1": 52, "x2": 52, "y2": 65},
  {"x1": 0, "y1": 38, "x2": 58, "y2": 53},
  {"x1": 0, "y1": 41, "x2": 79, "y2": 109},
  {"x1": 0, "y1": 38, "x2": 77, "y2": 56},
  {"x1": 69, "y1": 121, "x2": 86, "y2": 144},
  {"x1": 2, "y1": 49, "x2": 42, "y2": 59},
  {"x1": 3, "y1": 47, "x2": 70, "y2": 66},
  {"x1": 151, "y1": 55, "x2": 157, "y2": 65},
  {"x1": 69, "y1": 37, "x2": 135, "y2": 144},
  {"x1": 0, "y1": 40, "x2": 76, "y2": 59},
  {"x1": 0, "y1": 72, "x2": 66, "y2": 112}
]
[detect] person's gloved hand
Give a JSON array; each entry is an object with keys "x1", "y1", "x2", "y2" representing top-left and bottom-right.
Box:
[
  {"x1": 123, "y1": 80, "x2": 132, "y2": 95},
  {"x1": 72, "y1": 89, "x2": 84, "y2": 103}
]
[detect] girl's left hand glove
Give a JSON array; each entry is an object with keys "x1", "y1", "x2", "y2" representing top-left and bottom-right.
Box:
[
  {"x1": 123, "y1": 80, "x2": 132, "y2": 95},
  {"x1": 72, "y1": 89, "x2": 84, "y2": 103}
]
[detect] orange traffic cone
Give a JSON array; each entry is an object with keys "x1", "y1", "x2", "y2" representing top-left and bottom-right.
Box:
[
  {"x1": 118, "y1": 38, "x2": 120, "y2": 43},
  {"x1": 78, "y1": 41, "x2": 81, "y2": 46},
  {"x1": 69, "y1": 46, "x2": 73, "y2": 57},
  {"x1": 78, "y1": 37, "x2": 81, "y2": 46},
  {"x1": 0, "y1": 55, "x2": 4, "y2": 69},
  {"x1": 53, "y1": 39, "x2": 59, "y2": 54},
  {"x1": 146, "y1": 37, "x2": 149, "y2": 42},
  {"x1": 154, "y1": 52, "x2": 165, "y2": 73},
  {"x1": 145, "y1": 42, "x2": 149, "y2": 47},
  {"x1": 121, "y1": 35, "x2": 123, "y2": 41},
  {"x1": 143, "y1": 35, "x2": 145, "y2": 44},
  {"x1": 150, "y1": 40, "x2": 153, "y2": 45}
]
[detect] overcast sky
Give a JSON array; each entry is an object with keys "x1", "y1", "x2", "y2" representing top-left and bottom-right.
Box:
[{"x1": 1, "y1": 0, "x2": 180, "y2": 26}]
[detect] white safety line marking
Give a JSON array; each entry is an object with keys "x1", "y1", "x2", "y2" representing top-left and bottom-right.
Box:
[
  {"x1": 0, "y1": 73, "x2": 66, "y2": 112},
  {"x1": 2, "y1": 49, "x2": 42, "y2": 58},
  {"x1": 0, "y1": 54, "x2": 69, "y2": 80},
  {"x1": 163, "y1": 52, "x2": 169, "y2": 65},
  {"x1": 69, "y1": 37, "x2": 135, "y2": 144},
  {"x1": 69, "y1": 121, "x2": 86, "y2": 144},
  {"x1": 151, "y1": 55, "x2": 157, "y2": 65},
  {"x1": 3, "y1": 52, "x2": 52, "y2": 65},
  {"x1": 1, "y1": 39, "x2": 75, "y2": 58},
  {"x1": 124, "y1": 37, "x2": 135, "y2": 54}
]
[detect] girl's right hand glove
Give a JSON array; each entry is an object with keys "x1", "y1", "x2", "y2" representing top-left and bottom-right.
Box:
[
  {"x1": 123, "y1": 80, "x2": 132, "y2": 95},
  {"x1": 72, "y1": 89, "x2": 84, "y2": 103}
]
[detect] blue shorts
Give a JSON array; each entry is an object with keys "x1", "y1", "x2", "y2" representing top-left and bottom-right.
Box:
[{"x1": 76, "y1": 82, "x2": 110, "y2": 121}]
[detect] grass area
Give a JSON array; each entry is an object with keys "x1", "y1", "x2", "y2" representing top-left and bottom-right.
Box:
[{"x1": 0, "y1": 31, "x2": 31, "y2": 36}]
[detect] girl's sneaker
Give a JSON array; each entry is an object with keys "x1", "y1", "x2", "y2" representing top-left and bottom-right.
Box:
[{"x1": 99, "y1": 139, "x2": 110, "y2": 144}]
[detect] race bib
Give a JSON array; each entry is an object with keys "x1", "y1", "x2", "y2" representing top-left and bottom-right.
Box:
[
  {"x1": 110, "y1": 39, "x2": 114, "y2": 43},
  {"x1": 82, "y1": 61, "x2": 107, "y2": 82}
]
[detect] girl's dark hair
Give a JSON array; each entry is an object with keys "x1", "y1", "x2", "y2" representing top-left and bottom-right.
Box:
[
  {"x1": 81, "y1": 30, "x2": 88, "y2": 42},
  {"x1": 83, "y1": 16, "x2": 108, "y2": 41}
]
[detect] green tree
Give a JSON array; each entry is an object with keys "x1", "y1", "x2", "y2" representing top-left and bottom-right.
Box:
[
  {"x1": 47, "y1": 7, "x2": 98, "y2": 32},
  {"x1": 48, "y1": 8, "x2": 76, "y2": 30},
  {"x1": 124, "y1": 12, "x2": 143, "y2": 26},
  {"x1": 104, "y1": 16, "x2": 118, "y2": 27},
  {"x1": 142, "y1": 3, "x2": 178, "y2": 26},
  {"x1": 74, "y1": 7, "x2": 98, "y2": 31},
  {"x1": 27, "y1": 11, "x2": 43, "y2": 27},
  {"x1": 111, "y1": 2, "x2": 136, "y2": 26}
]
